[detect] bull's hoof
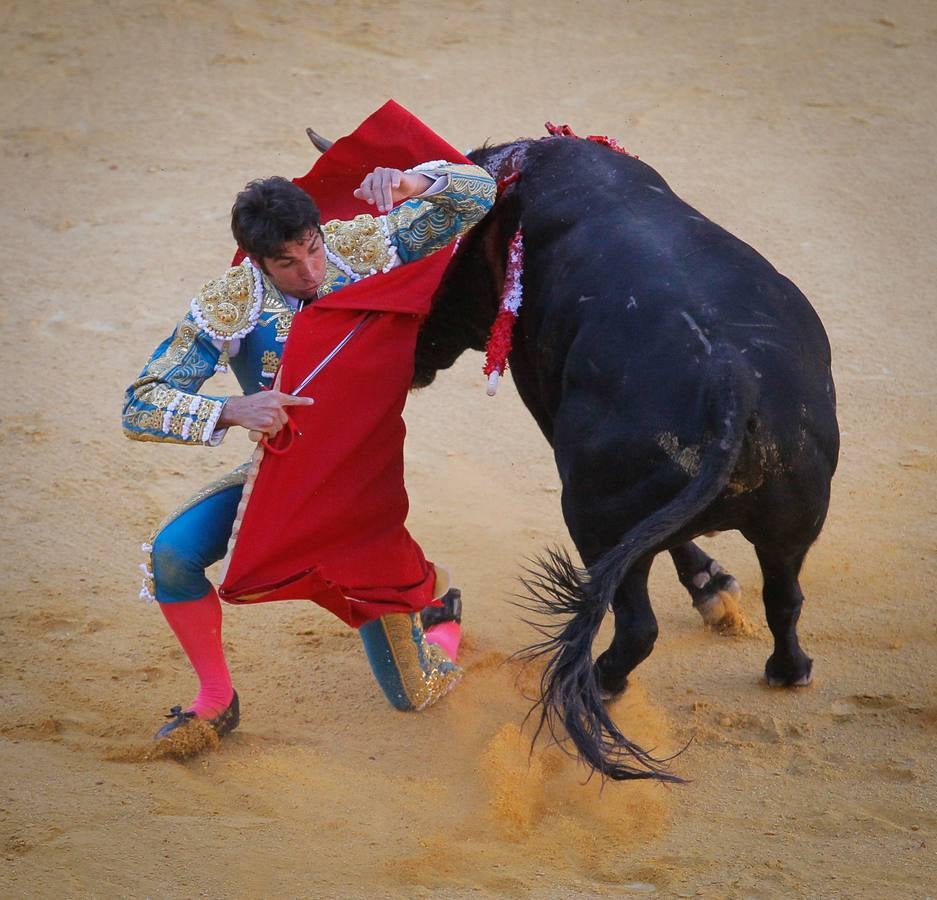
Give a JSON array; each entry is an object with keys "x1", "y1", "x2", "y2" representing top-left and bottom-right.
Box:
[
  {"x1": 599, "y1": 685, "x2": 627, "y2": 703},
  {"x1": 599, "y1": 683, "x2": 628, "y2": 703},
  {"x1": 594, "y1": 657, "x2": 628, "y2": 702},
  {"x1": 691, "y1": 563, "x2": 742, "y2": 629},
  {"x1": 764, "y1": 653, "x2": 813, "y2": 687}
]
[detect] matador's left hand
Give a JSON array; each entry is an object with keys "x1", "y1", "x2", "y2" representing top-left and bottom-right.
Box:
[{"x1": 353, "y1": 167, "x2": 433, "y2": 214}]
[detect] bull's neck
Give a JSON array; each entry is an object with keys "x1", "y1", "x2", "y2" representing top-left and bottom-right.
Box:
[{"x1": 470, "y1": 140, "x2": 536, "y2": 185}]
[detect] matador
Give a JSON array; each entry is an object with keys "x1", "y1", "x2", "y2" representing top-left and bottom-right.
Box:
[{"x1": 123, "y1": 144, "x2": 496, "y2": 742}]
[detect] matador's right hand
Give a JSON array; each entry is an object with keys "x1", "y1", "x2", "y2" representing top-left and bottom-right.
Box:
[{"x1": 218, "y1": 391, "x2": 314, "y2": 440}]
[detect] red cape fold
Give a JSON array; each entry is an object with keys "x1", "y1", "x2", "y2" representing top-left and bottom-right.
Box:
[{"x1": 219, "y1": 101, "x2": 470, "y2": 628}]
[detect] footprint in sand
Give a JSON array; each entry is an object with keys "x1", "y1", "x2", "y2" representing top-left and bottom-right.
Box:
[{"x1": 829, "y1": 693, "x2": 933, "y2": 730}]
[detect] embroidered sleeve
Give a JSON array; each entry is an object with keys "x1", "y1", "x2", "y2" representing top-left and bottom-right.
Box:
[
  {"x1": 386, "y1": 162, "x2": 496, "y2": 264},
  {"x1": 122, "y1": 314, "x2": 229, "y2": 446},
  {"x1": 319, "y1": 164, "x2": 495, "y2": 282},
  {"x1": 122, "y1": 261, "x2": 271, "y2": 446}
]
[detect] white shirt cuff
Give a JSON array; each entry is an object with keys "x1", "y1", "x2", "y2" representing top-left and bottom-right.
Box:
[{"x1": 413, "y1": 173, "x2": 449, "y2": 198}]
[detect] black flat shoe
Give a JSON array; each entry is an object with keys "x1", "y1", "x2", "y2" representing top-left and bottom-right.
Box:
[
  {"x1": 153, "y1": 691, "x2": 240, "y2": 741},
  {"x1": 420, "y1": 588, "x2": 462, "y2": 631}
]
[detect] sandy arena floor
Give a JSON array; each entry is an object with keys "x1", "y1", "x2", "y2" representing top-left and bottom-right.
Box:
[{"x1": 1, "y1": 1, "x2": 935, "y2": 896}]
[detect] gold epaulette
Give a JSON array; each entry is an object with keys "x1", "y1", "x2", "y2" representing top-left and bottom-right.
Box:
[
  {"x1": 323, "y1": 214, "x2": 396, "y2": 277},
  {"x1": 189, "y1": 260, "x2": 264, "y2": 341}
]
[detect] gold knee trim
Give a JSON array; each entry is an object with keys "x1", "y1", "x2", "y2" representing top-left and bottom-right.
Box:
[{"x1": 380, "y1": 613, "x2": 462, "y2": 711}]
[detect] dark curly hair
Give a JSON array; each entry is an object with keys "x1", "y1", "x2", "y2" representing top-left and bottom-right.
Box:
[{"x1": 231, "y1": 176, "x2": 321, "y2": 261}]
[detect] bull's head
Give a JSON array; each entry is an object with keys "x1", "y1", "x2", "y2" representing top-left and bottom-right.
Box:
[
  {"x1": 302, "y1": 127, "x2": 530, "y2": 390},
  {"x1": 412, "y1": 142, "x2": 530, "y2": 389}
]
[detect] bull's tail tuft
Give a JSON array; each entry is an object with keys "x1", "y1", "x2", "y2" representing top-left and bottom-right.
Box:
[{"x1": 515, "y1": 546, "x2": 685, "y2": 782}]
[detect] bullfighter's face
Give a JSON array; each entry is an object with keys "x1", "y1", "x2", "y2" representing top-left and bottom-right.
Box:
[{"x1": 262, "y1": 228, "x2": 326, "y2": 302}]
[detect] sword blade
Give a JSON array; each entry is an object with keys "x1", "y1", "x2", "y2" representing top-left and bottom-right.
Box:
[{"x1": 290, "y1": 311, "x2": 376, "y2": 396}]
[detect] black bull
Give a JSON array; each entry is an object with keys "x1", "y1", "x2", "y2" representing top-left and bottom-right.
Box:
[{"x1": 411, "y1": 136, "x2": 839, "y2": 781}]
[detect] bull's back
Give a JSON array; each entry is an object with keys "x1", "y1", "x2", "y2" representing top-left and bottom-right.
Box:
[
  {"x1": 519, "y1": 143, "x2": 829, "y2": 368},
  {"x1": 513, "y1": 138, "x2": 838, "y2": 478}
]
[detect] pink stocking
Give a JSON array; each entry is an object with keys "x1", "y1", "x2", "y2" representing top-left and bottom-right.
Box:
[{"x1": 159, "y1": 588, "x2": 234, "y2": 718}]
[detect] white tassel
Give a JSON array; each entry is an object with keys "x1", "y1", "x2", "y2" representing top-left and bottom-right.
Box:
[
  {"x1": 202, "y1": 399, "x2": 225, "y2": 445},
  {"x1": 137, "y1": 545, "x2": 156, "y2": 602},
  {"x1": 379, "y1": 218, "x2": 400, "y2": 271}
]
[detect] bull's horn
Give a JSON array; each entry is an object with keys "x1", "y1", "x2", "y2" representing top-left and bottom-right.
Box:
[{"x1": 305, "y1": 128, "x2": 333, "y2": 153}]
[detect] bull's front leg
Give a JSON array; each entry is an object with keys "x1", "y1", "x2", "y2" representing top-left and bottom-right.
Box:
[
  {"x1": 669, "y1": 542, "x2": 741, "y2": 628},
  {"x1": 594, "y1": 556, "x2": 658, "y2": 701}
]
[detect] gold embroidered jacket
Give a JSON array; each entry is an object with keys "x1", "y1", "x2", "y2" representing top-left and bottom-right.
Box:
[{"x1": 122, "y1": 163, "x2": 496, "y2": 445}]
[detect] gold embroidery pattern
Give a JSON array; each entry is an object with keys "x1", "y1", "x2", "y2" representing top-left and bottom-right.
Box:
[
  {"x1": 403, "y1": 164, "x2": 497, "y2": 216},
  {"x1": 261, "y1": 350, "x2": 280, "y2": 379},
  {"x1": 124, "y1": 385, "x2": 223, "y2": 445},
  {"x1": 124, "y1": 408, "x2": 166, "y2": 435},
  {"x1": 323, "y1": 215, "x2": 393, "y2": 276},
  {"x1": 191, "y1": 263, "x2": 261, "y2": 340},
  {"x1": 261, "y1": 288, "x2": 295, "y2": 344},
  {"x1": 386, "y1": 163, "x2": 495, "y2": 261},
  {"x1": 189, "y1": 396, "x2": 219, "y2": 444},
  {"x1": 168, "y1": 411, "x2": 187, "y2": 437},
  {"x1": 132, "y1": 382, "x2": 176, "y2": 409},
  {"x1": 390, "y1": 203, "x2": 462, "y2": 256},
  {"x1": 145, "y1": 321, "x2": 201, "y2": 378},
  {"x1": 442, "y1": 171, "x2": 499, "y2": 213},
  {"x1": 379, "y1": 612, "x2": 463, "y2": 711},
  {"x1": 130, "y1": 382, "x2": 189, "y2": 425}
]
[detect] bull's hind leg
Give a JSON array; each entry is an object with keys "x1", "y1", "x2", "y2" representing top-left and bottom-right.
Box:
[
  {"x1": 669, "y1": 542, "x2": 741, "y2": 628},
  {"x1": 593, "y1": 556, "x2": 657, "y2": 700},
  {"x1": 754, "y1": 545, "x2": 813, "y2": 687}
]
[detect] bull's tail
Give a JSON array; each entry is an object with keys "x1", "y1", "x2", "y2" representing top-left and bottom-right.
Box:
[{"x1": 519, "y1": 354, "x2": 753, "y2": 781}]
